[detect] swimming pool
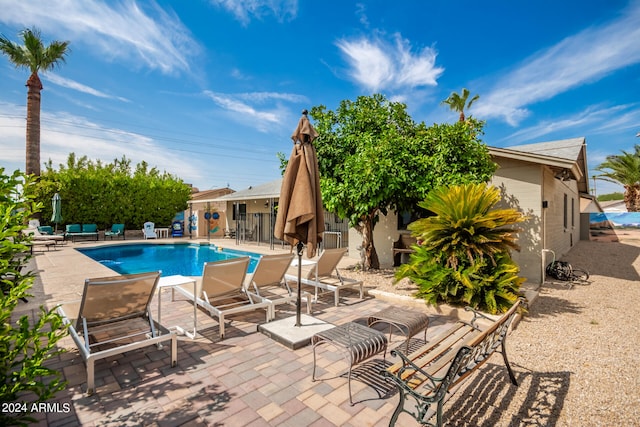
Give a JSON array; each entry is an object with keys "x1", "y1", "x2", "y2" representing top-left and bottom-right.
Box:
[{"x1": 77, "y1": 243, "x2": 262, "y2": 276}]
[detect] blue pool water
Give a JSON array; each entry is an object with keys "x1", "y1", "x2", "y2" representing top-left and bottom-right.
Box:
[{"x1": 78, "y1": 243, "x2": 261, "y2": 276}]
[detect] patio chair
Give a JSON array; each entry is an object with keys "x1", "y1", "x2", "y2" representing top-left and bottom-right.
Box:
[
  {"x1": 284, "y1": 247, "x2": 364, "y2": 307},
  {"x1": 22, "y1": 227, "x2": 64, "y2": 245},
  {"x1": 105, "y1": 223, "x2": 125, "y2": 240},
  {"x1": 244, "y1": 253, "x2": 312, "y2": 320},
  {"x1": 56, "y1": 271, "x2": 177, "y2": 394},
  {"x1": 142, "y1": 221, "x2": 157, "y2": 239},
  {"x1": 173, "y1": 257, "x2": 271, "y2": 339}
]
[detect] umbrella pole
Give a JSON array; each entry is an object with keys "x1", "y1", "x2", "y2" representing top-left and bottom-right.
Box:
[{"x1": 296, "y1": 241, "x2": 304, "y2": 327}]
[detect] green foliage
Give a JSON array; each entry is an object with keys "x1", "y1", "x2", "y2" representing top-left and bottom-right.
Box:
[
  {"x1": 311, "y1": 94, "x2": 496, "y2": 269},
  {"x1": 35, "y1": 154, "x2": 192, "y2": 229},
  {"x1": 396, "y1": 183, "x2": 525, "y2": 314},
  {"x1": 441, "y1": 88, "x2": 479, "y2": 122},
  {"x1": 0, "y1": 169, "x2": 68, "y2": 426},
  {"x1": 596, "y1": 192, "x2": 624, "y2": 201},
  {"x1": 596, "y1": 145, "x2": 640, "y2": 211}
]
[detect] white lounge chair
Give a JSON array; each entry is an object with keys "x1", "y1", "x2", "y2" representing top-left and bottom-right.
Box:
[
  {"x1": 244, "y1": 253, "x2": 312, "y2": 320},
  {"x1": 56, "y1": 271, "x2": 177, "y2": 394},
  {"x1": 174, "y1": 257, "x2": 271, "y2": 339},
  {"x1": 22, "y1": 227, "x2": 64, "y2": 245},
  {"x1": 285, "y1": 247, "x2": 364, "y2": 306},
  {"x1": 142, "y1": 221, "x2": 157, "y2": 239}
]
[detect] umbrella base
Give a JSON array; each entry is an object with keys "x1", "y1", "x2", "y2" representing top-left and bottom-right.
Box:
[{"x1": 258, "y1": 314, "x2": 334, "y2": 350}]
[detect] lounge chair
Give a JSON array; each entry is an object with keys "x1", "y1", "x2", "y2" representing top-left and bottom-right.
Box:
[
  {"x1": 244, "y1": 253, "x2": 312, "y2": 320},
  {"x1": 22, "y1": 227, "x2": 64, "y2": 245},
  {"x1": 105, "y1": 223, "x2": 125, "y2": 240},
  {"x1": 142, "y1": 221, "x2": 157, "y2": 239},
  {"x1": 56, "y1": 271, "x2": 177, "y2": 395},
  {"x1": 284, "y1": 247, "x2": 364, "y2": 307},
  {"x1": 173, "y1": 257, "x2": 271, "y2": 339}
]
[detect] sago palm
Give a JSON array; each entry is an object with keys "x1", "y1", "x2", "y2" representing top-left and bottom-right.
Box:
[
  {"x1": 0, "y1": 28, "x2": 70, "y2": 176},
  {"x1": 409, "y1": 183, "x2": 525, "y2": 269},
  {"x1": 396, "y1": 183, "x2": 525, "y2": 313},
  {"x1": 596, "y1": 145, "x2": 640, "y2": 212}
]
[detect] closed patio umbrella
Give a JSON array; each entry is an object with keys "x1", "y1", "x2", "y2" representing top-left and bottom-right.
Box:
[
  {"x1": 51, "y1": 193, "x2": 62, "y2": 233},
  {"x1": 275, "y1": 110, "x2": 325, "y2": 326}
]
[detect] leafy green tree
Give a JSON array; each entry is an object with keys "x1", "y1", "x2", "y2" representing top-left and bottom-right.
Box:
[
  {"x1": 1, "y1": 169, "x2": 68, "y2": 426},
  {"x1": 35, "y1": 154, "x2": 192, "y2": 230},
  {"x1": 311, "y1": 94, "x2": 496, "y2": 269},
  {"x1": 0, "y1": 28, "x2": 70, "y2": 176},
  {"x1": 396, "y1": 183, "x2": 525, "y2": 314},
  {"x1": 596, "y1": 145, "x2": 640, "y2": 211},
  {"x1": 441, "y1": 88, "x2": 479, "y2": 122}
]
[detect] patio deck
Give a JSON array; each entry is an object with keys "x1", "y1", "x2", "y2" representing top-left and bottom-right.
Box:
[{"x1": 14, "y1": 237, "x2": 524, "y2": 426}]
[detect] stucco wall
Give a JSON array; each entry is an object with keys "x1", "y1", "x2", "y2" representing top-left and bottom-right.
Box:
[{"x1": 490, "y1": 158, "x2": 544, "y2": 284}]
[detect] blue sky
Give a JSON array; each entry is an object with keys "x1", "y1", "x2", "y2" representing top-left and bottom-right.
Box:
[{"x1": 0, "y1": 0, "x2": 639, "y2": 196}]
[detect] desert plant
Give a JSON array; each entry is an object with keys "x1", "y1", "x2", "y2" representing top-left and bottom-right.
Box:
[
  {"x1": 396, "y1": 183, "x2": 525, "y2": 314},
  {"x1": 0, "y1": 169, "x2": 68, "y2": 426}
]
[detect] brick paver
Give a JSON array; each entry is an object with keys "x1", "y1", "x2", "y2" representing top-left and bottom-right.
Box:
[{"x1": 14, "y1": 240, "x2": 470, "y2": 426}]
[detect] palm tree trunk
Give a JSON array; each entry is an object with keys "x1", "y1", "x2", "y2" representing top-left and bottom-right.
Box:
[{"x1": 25, "y1": 72, "x2": 42, "y2": 176}]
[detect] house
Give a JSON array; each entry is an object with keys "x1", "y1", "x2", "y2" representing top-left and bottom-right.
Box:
[
  {"x1": 186, "y1": 187, "x2": 234, "y2": 238},
  {"x1": 348, "y1": 137, "x2": 593, "y2": 285},
  {"x1": 211, "y1": 179, "x2": 349, "y2": 249},
  {"x1": 209, "y1": 137, "x2": 594, "y2": 286}
]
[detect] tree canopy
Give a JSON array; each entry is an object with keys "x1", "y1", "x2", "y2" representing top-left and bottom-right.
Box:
[
  {"x1": 35, "y1": 154, "x2": 192, "y2": 230},
  {"x1": 596, "y1": 144, "x2": 640, "y2": 211},
  {"x1": 311, "y1": 94, "x2": 496, "y2": 269}
]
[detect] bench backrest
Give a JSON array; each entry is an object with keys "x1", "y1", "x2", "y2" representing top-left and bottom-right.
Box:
[{"x1": 448, "y1": 299, "x2": 522, "y2": 389}]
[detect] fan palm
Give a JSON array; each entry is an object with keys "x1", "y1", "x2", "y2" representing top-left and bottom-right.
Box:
[
  {"x1": 441, "y1": 88, "x2": 479, "y2": 122},
  {"x1": 596, "y1": 145, "x2": 640, "y2": 212},
  {"x1": 0, "y1": 28, "x2": 70, "y2": 176}
]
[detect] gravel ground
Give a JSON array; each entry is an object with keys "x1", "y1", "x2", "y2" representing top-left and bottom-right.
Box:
[{"x1": 340, "y1": 239, "x2": 640, "y2": 426}]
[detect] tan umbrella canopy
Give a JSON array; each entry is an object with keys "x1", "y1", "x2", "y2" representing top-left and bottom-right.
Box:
[
  {"x1": 275, "y1": 110, "x2": 325, "y2": 326},
  {"x1": 275, "y1": 110, "x2": 324, "y2": 258}
]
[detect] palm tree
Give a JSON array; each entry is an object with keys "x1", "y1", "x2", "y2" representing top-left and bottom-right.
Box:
[
  {"x1": 441, "y1": 88, "x2": 479, "y2": 122},
  {"x1": 596, "y1": 145, "x2": 640, "y2": 212},
  {"x1": 0, "y1": 28, "x2": 70, "y2": 176}
]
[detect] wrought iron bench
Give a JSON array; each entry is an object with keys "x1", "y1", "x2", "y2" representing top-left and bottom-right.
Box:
[{"x1": 382, "y1": 298, "x2": 523, "y2": 427}]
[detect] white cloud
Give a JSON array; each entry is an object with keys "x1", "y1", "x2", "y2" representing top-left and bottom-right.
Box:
[
  {"x1": 203, "y1": 90, "x2": 309, "y2": 131},
  {"x1": 44, "y1": 74, "x2": 130, "y2": 102},
  {"x1": 210, "y1": 0, "x2": 298, "y2": 25},
  {"x1": 0, "y1": 102, "x2": 202, "y2": 185},
  {"x1": 476, "y1": 2, "x2": 640, "y2": 126},
  {"x1": 502, "y1": 104, "x2": 640, "y2": 144},
  {"x1": 0, "y1": 0, "x2": 200, "y2": 76},
  {"x1": 336, "y1": 33, "x2": 444, "y2": 92}
]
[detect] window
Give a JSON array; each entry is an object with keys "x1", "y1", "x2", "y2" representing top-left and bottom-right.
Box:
[
  {"x1": 563, "y1": 194, "x2": 568, "y2": 229},
  {"x1": 571, "y1": 198, "x2": 575, "y2": 227},
  {"x1": 233, "y1": 203, "x2": 246, "y2": 220},
  {"x1": 397, "y1": 208, "x2": 430, "y2": 230}
]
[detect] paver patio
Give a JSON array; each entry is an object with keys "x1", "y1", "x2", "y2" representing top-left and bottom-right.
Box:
[{"x1": 13, "y1": 238, "x2": 535, "y2": 426}]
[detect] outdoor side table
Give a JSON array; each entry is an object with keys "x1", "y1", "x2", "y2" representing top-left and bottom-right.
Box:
[
  {"x1": 157, "y1": 275, "x2": 197, "y2": 339},
  {"x1": 367, "y1": 307, "x2": 429, "y2": 354},
  {"x1": 312, "y1": 321, "x2": 387, "y2": 405}
]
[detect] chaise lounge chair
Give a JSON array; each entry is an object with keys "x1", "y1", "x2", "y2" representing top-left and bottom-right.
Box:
[
  {"x1": 105, "y1": 223, "x2": 125, "y2": 240},
  {"x1": 22, "y1": 227, "x2": 65, "y2": 246},
  {"x1": 173, "y1": 257, "x2": 271, "y2": 339},
  {"x1": 244, "y1": 253, "x2": 312, "y2": 320},
  {"x1": 56, "y1": 271, "x2": 177, "y2": 394},
  {"x1": 284, "y1": 247, "x2": 364, "y2": 307},
  {"x1": 142, "y1": 221, "x2": 157, "y2": 239}
]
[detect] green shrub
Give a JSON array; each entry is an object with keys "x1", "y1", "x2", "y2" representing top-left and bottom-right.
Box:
[
  {"x1": 395, "y1": 183, "x2": 525, "y2": 314},
  {"x1": 0, "y1": 169, "x2": 68, "y2": 426}
]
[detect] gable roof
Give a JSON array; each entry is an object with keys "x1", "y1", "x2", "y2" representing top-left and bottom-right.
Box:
[
  {"x1": 489, "y1": 137, "x2": 589, "y2": 193},
  {"x1": 214, "y1": 178, "x2": 283, "y2": 202}
]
